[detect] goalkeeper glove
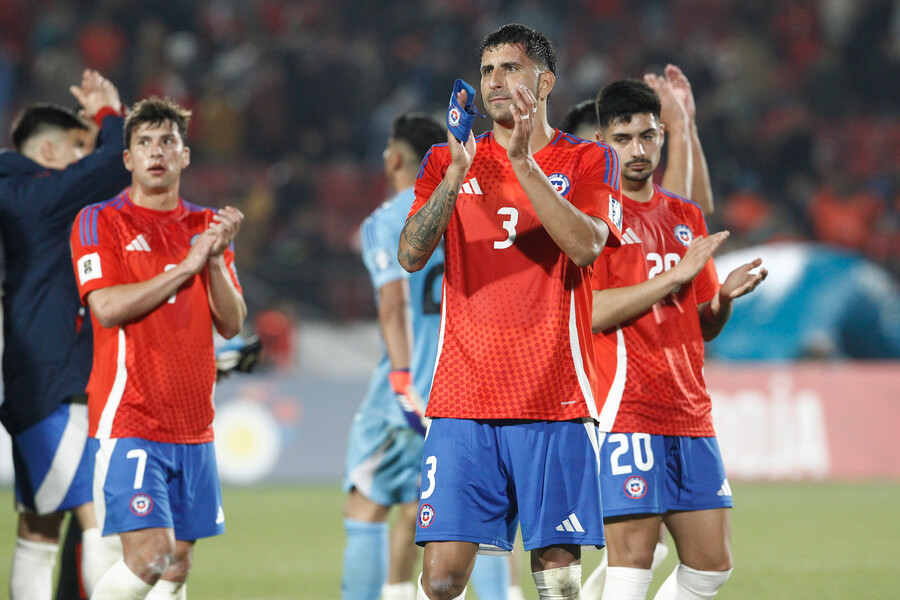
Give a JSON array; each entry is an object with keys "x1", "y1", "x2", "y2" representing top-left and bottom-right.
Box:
[
  {"x1": 216, "y1": 335, "x2": 262, "y2": 379},
  {"x1": 388, "y1": 369, "x2": 430, "y2": 436}
]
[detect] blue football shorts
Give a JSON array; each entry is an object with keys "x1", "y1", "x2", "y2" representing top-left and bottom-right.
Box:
[
  {"x1": 342, "y1": 410, "x2": 425, "y2": 506},
  {"x1": 599, "y1": 433, "x2": 733, "y2": 518},
  {"x1": 12, "y1": 401, "x2": 93, "y2": 514},
  {"x1": 415, "y1": 418, "x2": 605, "y2": 552},
  {"x1": 92, "y1": 437, "x2": 225, "y2": 540}
]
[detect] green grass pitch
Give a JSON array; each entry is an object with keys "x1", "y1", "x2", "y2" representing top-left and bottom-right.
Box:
[{"x1": 1, "y1": 481, "x2": 897, "y2": 598}]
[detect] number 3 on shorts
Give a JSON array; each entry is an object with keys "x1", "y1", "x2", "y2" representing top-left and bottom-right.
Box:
[{"x1": 420, "y1": 455, "x2": 437, "y2": 499}]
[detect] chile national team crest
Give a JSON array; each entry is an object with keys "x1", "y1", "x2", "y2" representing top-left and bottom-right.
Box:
[
  {"x1": 548, "y1": 173, "x2": 571, "y2": 196},
  {"x1": 419, "y1": 503, "x2": 435, "y2": 528},
  {"x1": 448, "y1": 106, "x2": 462, "y2": 128},
  {"x1": 674, "y1": 224, "x2": 694, "y2": 247},
  {"x1": 130, "y1": 493, "x2": 154, "y2": 516},
  {"x1": 624, "y1": 476, "x2": 648, "y2": 500}
]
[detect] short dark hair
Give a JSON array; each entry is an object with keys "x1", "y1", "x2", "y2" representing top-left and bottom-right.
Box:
[
  {"x1": 124, "y1": 97, "x2": 191, "y2": 148},
  {"x1": 10, "y1": 104, "x2": 87, "y2": 152},
  {"x1": 390, "y1": 112, "x2": 445, "y2": 161},
  {"x1": 479, "y1": 23, "x2": 556, "y2": 75},
  {"x1": 595, "y1": 79, "x2": 661, "y2": 128},
  {"x1": 559, "y1": 99, "x2": 598, "y2": 136}
]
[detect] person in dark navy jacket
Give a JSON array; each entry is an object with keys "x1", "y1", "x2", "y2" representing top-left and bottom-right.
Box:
[{"x1": 0, "y1": 69, "x2": 129, "y2": 599}]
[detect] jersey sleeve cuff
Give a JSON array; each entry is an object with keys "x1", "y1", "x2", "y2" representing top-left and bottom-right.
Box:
[{"x1": 93, "y1": 106, "x2": 122, "y2": 126}]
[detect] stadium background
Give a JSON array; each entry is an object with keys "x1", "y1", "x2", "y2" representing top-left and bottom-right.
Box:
[{"x1": 1, "y1": 0, "x2": 898, "y2": 598}]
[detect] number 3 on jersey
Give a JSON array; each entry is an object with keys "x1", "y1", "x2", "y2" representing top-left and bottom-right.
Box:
[{"x1": 494, "y1": 207, "x2": 518, "y2": 250}]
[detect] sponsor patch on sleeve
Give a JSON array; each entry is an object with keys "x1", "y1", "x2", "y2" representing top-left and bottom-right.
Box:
[
  {"x1": 77, "y1": 252, "x2": 102, "y2": 285},
  {"x1": 608, "y1": 195, "x2": 623, "y2": 232}
]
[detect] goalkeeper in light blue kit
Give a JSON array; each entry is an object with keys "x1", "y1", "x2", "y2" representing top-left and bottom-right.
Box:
[{"x1": 342, "y1": 112, "x2": 510, "y2": 600}]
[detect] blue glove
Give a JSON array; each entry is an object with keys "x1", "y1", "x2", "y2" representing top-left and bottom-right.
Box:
[{"x1": 447, "y1": 79, "x2": 485, "y2": 142}]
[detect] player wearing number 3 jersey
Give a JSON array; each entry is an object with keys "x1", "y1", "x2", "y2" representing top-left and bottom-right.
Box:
[
  {"x1": 70, "y1": 97, "x2": 246, "y2": 599},
  {"x1": 414, "y1": 129, "x2": 622, "y2": 421},
  {"x1": 399, "y1": 24, "x2": 623, "y2": 600}
]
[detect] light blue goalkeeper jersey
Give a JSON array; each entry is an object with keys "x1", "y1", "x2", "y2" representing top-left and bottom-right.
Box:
[{"x1": 358, "y1": 187, "x2": 444, "y2": 427}]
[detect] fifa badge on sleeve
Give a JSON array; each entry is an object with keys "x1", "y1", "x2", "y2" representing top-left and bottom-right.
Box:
[{"x1": 447, "y1": 79, "x2": 485, "y2": 142}]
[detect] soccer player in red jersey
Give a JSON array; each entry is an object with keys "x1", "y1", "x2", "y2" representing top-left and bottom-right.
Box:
[
  {"x1": 589, "y1": 79, "x2": 766, "y2": 599},
  {"x1": 561, "y1": 65, "x2": 717, "y2": 599},
  {"x1": 70, "y1": 98, "x2": 245, "y2": 599},
  {"x1": 398, "y1": 24, "x2": 623, "y2": 600}
]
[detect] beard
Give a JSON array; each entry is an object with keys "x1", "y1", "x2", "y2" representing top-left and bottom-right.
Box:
[{"x1": 623, "y1": 164, "x2": 655, "y2": 183}]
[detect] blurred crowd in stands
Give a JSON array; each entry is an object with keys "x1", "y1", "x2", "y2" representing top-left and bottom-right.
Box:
[{"x1": 2, "y1": 0, "x2": 898, "y2": 322}]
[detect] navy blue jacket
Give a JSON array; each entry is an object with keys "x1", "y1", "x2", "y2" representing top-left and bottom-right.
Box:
[{"x1": 0, "y1": 115, "x2": 131, "y2": 434}]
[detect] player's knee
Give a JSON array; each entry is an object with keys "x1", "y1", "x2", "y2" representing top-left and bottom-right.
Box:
[
  {"x1": 421, "y1": 569, "x2": 468, "y2": 599},
  {"x1": 610, "y1": 544, "x2": 656, "y2": 569},
  {"x1": 128, "y1": 538, "x2": 175, "y2": 579},
  {"x1": 532, "y1": 564, "x2": 582, "y2": 600},
  {"x1": 165, "y1": 550, "x2": 193, "y2": 581},
  {"x1": 678, "y1": 564, "x2": 733, "y2": 597}
]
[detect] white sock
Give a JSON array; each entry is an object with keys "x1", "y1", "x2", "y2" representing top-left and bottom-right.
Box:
[
  {"x1": 650, "y1": 542, "x2": 670, "y2": 572},
  {"x1": 508, "y1": 584, "x2": 526, "y2": 600},
  {"x1": 147, "y1": 578, "x2": 187, "y2": 599},
  {"x1": 532, "y1": 564, "x2": 581, "y2": 600},
  {"x1": 601, "y1": 567, "x2": 653, "y2": 600},
  {"x1": 81, "y1": 527, "x2": 124, "y2": 597},
  {"x1": 582, "y1": 550, "x2": 608, "y2": 600},
  {"x1": 10, "y1": 537, "x2": 58, "y2": 600},
  {"x1": 653, "y1": 564, "x2": 733, "y2": 600},
  {"x1": 417, "y1": 572, "x2": 466, "y2": 600},
  {"x1": 584, "y1": 540, "x2": 668, "y2": 600},
  {"x1": 382, "y1": 581, "x2": 416, "y2": 600},
  {"x1": 91, "y1": 558, "x2": 153, "y2": 600}
]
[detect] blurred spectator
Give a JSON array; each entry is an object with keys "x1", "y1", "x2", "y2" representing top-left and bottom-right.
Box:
[
  {"x1": 2, "y1": 0, "x2": 897, "y2": 322},
  {"x1": 254, "y1": 307, "x2": 298, "y2": 370}
]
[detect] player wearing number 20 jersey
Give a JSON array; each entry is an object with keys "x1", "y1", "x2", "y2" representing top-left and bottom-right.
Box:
[
  {"x1": 591, "y1": 185, "x2": 718, "y2": 436},
  {"x1": 70, "y1": 190, "x2": 242, "y2": 444},
  {"x1": 412, "y1": 130, "x2": 623, "y2": 421}
]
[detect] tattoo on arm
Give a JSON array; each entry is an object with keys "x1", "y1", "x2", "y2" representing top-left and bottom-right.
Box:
[{"x1": 399, "y1": 180, "x2": 458, "y2": 268}]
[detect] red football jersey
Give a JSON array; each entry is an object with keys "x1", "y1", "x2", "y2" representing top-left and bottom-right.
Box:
[
  {"x1": 592, "y1": 185, "x2": 719, "y2": 436},
  {"x1": 70, "y1": 191, "x2": 242, "y2": 443},
  {"x1": 412, "y1": 131, "x2": 623, "y2": 420}
]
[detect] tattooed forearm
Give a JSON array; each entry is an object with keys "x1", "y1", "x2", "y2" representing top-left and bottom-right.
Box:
[{"x1": 398, "y1": 179, "x2": 459, "y2": 271}]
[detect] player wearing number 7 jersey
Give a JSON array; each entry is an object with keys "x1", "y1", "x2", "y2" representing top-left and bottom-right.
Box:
[
  {"x1": 589, "y1": 79, "x2": 766, "y2": 600},
  {"x1": 70, "y1": 97, "x2": 245, "y2": 599},
  {"x1": 399, "y1": 24, "x2": 623, "y2": 600}
]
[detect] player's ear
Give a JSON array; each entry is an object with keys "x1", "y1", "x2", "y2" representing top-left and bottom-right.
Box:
[
  {"x1": 182, "y1": 146, "x2": 190, "y2": 169},
  {"x1": 122, "y1": 149, "x2": 133, "y2": 172},
  {"x1": 39, "y1": 139, "x2": 56, "y2": 165},
  {"x1": 389, "y1": 148, "x2": 405, "y2": 173},
  {"x1": 538, "y1": 70, "x2": 555, "y2": 101}
]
